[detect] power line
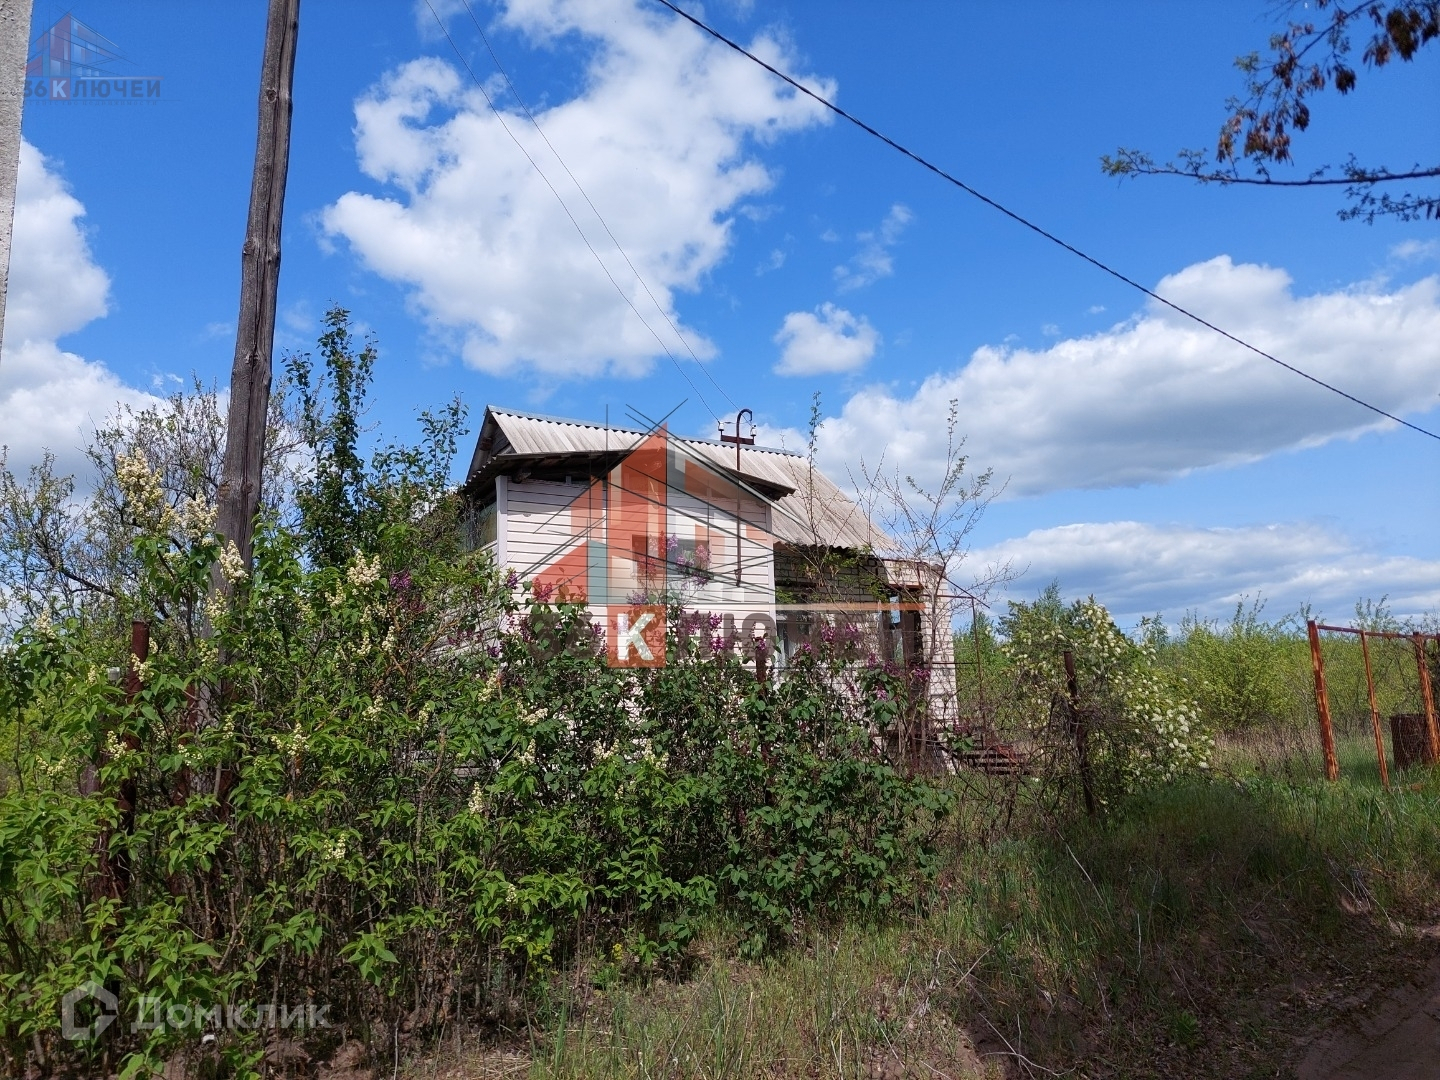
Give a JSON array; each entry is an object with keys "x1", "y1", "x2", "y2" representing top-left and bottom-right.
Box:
[
  {"x1": 648, "y1": 0, "x2": 1440, "y2": 444},
  {"x1": 421, "y1": 0, "x2": 720, "y2": 423},
  {"x1": 457, "y1": 0, "x2": 739, "y2": 415}
]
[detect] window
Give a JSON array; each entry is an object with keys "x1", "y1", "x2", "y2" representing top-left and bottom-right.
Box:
[
  {"x1": 631, "y1": 534, "x2": 664, "y2": 592},
  {"x1": 629, "y1": 533, "x2": 713, "y2": 592},
  {"x1": 885, "y1": 590, "x2": 924, "y2": 666},
  {"x1": 460, "y1": 500, "x2": 497, "y2": 551},
  {"x1": 671, "y1": 535, "x2": 713, "y2": 583}
]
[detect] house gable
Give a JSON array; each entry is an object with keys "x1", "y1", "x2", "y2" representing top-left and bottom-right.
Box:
[{"x1": 482, "y1": 422, "x2": 777, "y2": 614}]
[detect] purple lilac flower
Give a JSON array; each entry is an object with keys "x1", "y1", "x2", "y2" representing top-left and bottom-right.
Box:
[{"x1": 505, "y1": 569, "x2": 520, "y2": 590}]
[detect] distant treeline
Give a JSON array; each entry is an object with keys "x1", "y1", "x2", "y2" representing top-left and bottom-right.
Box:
[{"x1": 957, "y1": 590, "x2": 1440, "y2": 737}]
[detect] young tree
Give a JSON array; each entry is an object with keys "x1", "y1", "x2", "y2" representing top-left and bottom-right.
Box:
[
  {"x1": 0, "y1": 381, "x2": 303, "y2": 630},
  {"x1": 1103, "y1": 1, "x2": 1439, "y2": 222},
  {"x1": 286, "y1": 305, "x2": 467, "y2": 569},
  {"x1": 856, "y1": 400, "x2": 1011, "y2": 766}
]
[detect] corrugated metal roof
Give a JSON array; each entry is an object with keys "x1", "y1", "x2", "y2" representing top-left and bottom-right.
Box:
[
  {"x1": 743, "y1": 450, "x2": 887, "y2": 551},
  {"x1": 488, "y1": 408, "x2": 643, "y2": 457},
  {"x1": 469, "y1": 406, "x2": 886, "y2": 551}
]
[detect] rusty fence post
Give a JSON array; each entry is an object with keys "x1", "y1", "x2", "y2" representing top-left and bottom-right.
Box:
[
  {"x1": 971, "y1": 596, "x2": 988, "y2": 726},
  {"x1": 1062, "y1": 649, "x2": 1097, "y2": 817},
  {"x1": 1413, "y1": 633, "x2": 1440, "y2": 765},
  {"x1": 1307, "y1": 620, "x2": 1340, "y2": 781},
  {"x1": 1358, "y1": 631, "x2": 1390, "y2": 790}
]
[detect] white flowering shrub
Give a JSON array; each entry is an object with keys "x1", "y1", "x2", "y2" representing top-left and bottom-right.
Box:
[{"x1": 1002, "y1": 589, "x2": 1213, "y2": 804}]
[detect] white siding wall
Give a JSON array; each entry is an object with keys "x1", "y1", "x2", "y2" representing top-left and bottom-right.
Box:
[
  {"x1": 495, "y1": 475, "x2": 509, "y2": 565},
  {"x1": 924, "y1": 591, "x2": 960, "y2": 728},
  {"x1": 503, "y1": 478, "x2": 588, "y2": 582},
  {"x1": 496, "y1": 477, "x2": 957, "y2": 729},
  {"x1": 501, "y1": 478, "x2": 776, "y2": 624}
]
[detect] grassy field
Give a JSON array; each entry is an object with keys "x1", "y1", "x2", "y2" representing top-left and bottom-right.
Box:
[{"x1": 397, "y1": 732, "x2": 1440, "y2": 1080}]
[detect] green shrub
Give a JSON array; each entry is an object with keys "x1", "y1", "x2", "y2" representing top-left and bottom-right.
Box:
[
  {"x1": 1001, "y1": 587, "x2": 1213, "y2": 806},
  {"x1": 1, "y1": 457, "x2": 949, "y2": 1079},
  {"x1": 1168, "y1": 601, "x2": 1308, "y2": 733}
]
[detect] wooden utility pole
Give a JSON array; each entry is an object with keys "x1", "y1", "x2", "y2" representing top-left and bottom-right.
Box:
[
  {"x1": 215, "y1": 0, "x2": 300, "y2": 572},
  {"x1": 0, "y1": 0, "x2": 34, "y2": 366}
]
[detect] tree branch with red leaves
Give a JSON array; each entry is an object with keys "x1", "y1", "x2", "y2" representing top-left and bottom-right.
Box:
[{"x1": 1103, "y1": 1, "x2": 1439, "y2": 222}]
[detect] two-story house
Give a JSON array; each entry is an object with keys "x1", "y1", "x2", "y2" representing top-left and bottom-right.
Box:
[{"x1": 459, "y1": 406, "x2": 958, "y2": 724}]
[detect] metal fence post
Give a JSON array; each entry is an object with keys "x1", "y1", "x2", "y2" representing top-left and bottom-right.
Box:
[
  {"x1": 1307, "y1": 620, "x2": 1340, "y2": 781},
  {"x1": 1413, "y1": 633, "x2": 1440, "y2": 765},
  {"x1": 1358, "y1": 630, "x2": 1390, "y2": 789}
]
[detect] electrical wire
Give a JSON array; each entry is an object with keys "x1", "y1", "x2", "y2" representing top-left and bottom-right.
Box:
[
  {"x1": 457, "y1": 0, "x2": 739, "y2": 415},
  {"x1": 421, "y1": 0, "x2": 720, "y2": 424},
  {"x1": 648, "y1": 0, "x2": 1440, "y2": 443}
]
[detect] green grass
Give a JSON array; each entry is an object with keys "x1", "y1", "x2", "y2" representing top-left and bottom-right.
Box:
[
  {"x1": 404, "y1": 749, "x2": 1440, "y2": 1080},
  {"x1": 1215, "y1": 723, "x2": 1435, "y2": 789}
]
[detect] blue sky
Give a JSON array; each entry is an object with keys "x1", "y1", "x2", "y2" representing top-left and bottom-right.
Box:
[{"x1": 4, "y1": 0, "x2": 1439, "y2": 626}]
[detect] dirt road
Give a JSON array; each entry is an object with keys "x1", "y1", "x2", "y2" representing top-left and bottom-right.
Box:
[{"x1": 1296, "y1": 952, "x2": 1440, "y2": 1079}]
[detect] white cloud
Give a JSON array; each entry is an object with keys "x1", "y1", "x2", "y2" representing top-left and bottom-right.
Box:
[
  {"x1": 326, "y1": 0, "x2": 834, "y2": 379},
  {"x1": 773, "y1": 302, "x2": 878, "y2": 375},
  {"x1": 1391, "y1": 238, "x2": 1439, "y2": 263},
  {"x1": 799, "y1": 256, "x2": 1440, "y2": 497},
  {"x1": 4, "y1": 144, "x2": 109, "y2": 346},
  {"x1": 973, "y1": 520, "x2": 1440, "y2": 625},
  {"x1": 0, "y1": 141, "x2": 153, "y2": 478},
  {"x1": 833, "y1": 202, "x2": 910, "y2": 292},
  {"x1": 414, "y1": 0, "x2": 469, "y2": 27}
]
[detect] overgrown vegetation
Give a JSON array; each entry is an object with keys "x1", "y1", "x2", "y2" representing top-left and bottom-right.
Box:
[
  {"x1": 487, "y1": 768, "x2": 1440, "y2": 1080},
  {"x1": 959, "y1": 590, "x2": 1440, "y2": 752},
  {"x1": 4, "y1": 311, "x2": 1440, "y2": 1078},
  {"x1": 0, "y1": 312, "x2": 956, "y2": 1078}
]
